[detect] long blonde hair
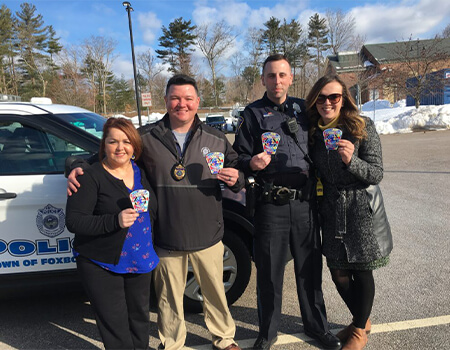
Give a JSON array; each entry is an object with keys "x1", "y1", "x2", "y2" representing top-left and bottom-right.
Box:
[{"x1": 306, "y1": 74, "x2": 366, "y2": 144}]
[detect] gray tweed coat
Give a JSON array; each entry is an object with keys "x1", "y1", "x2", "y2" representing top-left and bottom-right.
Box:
[{"x1": 310, "y1": 117, "x2": 385, "y2": 263}]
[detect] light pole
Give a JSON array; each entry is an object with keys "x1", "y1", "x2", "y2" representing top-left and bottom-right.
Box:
[{"x1": 122, "y1": 1, "x2": 142, "y2": 127}]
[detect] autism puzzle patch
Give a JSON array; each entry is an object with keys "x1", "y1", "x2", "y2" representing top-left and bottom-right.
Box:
[
  {"x1": 130, "y1": 189, "x2": 149, "y2": 213},
  {"x1": 205, "y1": 152, "x2": 224, "y2": 174},
  {"x1": 261, "y1": 132, "x2": 281, "y2": 155}
]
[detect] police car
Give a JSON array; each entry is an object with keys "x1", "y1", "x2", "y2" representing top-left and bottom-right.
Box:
[{"x1": 0, "y1": 100, "x2": 253, "y2": 312}]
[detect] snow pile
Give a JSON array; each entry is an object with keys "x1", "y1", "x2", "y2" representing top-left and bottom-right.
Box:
[
  {"x1": 393, "y1": 99, "x2": 406, "y2": 108},
  {"x1": 372, "y1": 104, "x2": 450, "y2": 134}
]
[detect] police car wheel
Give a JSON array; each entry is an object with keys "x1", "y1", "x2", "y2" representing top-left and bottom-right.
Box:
[{"x1": 183, "y1": 228, "x2": 252, "y2": 313}]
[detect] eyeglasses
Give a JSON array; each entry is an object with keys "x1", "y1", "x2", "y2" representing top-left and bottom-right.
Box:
[{"x1": 316, "y1": 93, "x2": 342, "y2": 105}]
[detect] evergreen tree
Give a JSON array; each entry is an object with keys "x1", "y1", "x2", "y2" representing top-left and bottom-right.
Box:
[
  {"x1": 261, "y1": 17, "x2": 281, "y2": 55},
  {"x1": 46, "y1": 25, "x2": 62, "y2": 67},
  {"x1": 156, "y1": 17, "x2": 197, "y2": 75},
  {"x1": 307, "y1": 13, "x2": 330, "y2": 79},
  {"x1": 0, "y1": 5, "x2": 17, "y2": 95},
  {"x1": 241, "y1": 65, "x2": 260, "y2": 102},
  {"x1": 279, "y1": 19, "x2": 303, "y2": 63},
  {"x1": 198, "y1": 77, "x2": 215, "y2": 107},
  {"x1": 14, "y1": 2, "x2": 60, "y2": 98},
  {"x1": 109, "y1": 75, "x2": 134, "y2": 113},
  {"x1": 279, "y1": 19, "x2": 311, "y2": 97}
]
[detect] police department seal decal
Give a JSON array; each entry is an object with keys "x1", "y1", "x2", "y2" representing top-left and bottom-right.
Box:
[{"x1": 36, "y1": 204, "x2": 65, "y2": 238}]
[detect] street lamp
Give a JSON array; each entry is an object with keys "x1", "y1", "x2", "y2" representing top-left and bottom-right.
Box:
[{"x1": 122, "y1": 1, "x2": 142, "y2": 127}]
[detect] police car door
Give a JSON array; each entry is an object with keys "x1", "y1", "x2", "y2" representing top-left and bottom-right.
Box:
[{"x1": 0, "y1": 119, "x2": 95, "y2": 275}]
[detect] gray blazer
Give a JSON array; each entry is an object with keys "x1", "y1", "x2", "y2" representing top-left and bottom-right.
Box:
[{"x1": 311, "y1": 117, "x2": 391, "y2": 263}]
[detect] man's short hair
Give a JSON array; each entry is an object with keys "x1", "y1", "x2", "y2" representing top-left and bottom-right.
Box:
[
  {"x1": 262, "y1": 54, "x2": 291, "y2": 74},
  {"x1": 166, "y1": 74, "x2": 199, "y2": 95}
]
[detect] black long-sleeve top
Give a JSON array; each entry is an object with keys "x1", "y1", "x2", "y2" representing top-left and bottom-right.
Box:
[{"x1": 66, "y1": 161, "x2": 157, "y2": 264}]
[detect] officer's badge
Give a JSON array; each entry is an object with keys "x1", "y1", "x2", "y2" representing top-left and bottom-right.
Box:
[
  {"x1": 235, "y1": 115, "x2": 244, "y2": 135},
  {"x1": 293, "y1": 102, "x2": 302, "y2": 113},
  {"x1": 36, "y1": 204, "x2": 65, "y2": 238}
]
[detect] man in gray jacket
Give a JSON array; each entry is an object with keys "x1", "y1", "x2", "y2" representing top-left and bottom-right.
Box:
[{"x1": 68, "y1": 75, "x2": 244, "y2": 350}]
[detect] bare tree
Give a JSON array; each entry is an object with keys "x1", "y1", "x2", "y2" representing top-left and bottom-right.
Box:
[
  {"x1": 246, "y1": 27, "x2": 264, "y2": 69},
  {"x1": 386, "y1": 36, "x2": 450, "y2": 108},
  {"x1": 442, "y1": 24, "x2": 450, "y2": 38},
  {"x1": 227, "y1": 52, "x2": 247, "y2": 104},
  {"x1": 326, "y1": 9, "x2": 356, "y2": 55},
  {"x1": 137, "y1": 49, "x2": 164, "y2": 109},
  {"x1": 82, "y1": 36, "x2": 117, "y2": 114},
  {"x1": 51, "y1": 45, "x2": 90, "y2": 107},
  {"x1": 349, "y1": 34, "x2": 368, "y2": 108},
  {"x1": 195, "y1": 20, "x2": 236, "y2": 106}
]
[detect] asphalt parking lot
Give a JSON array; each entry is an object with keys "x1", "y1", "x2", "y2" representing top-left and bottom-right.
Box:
[{"x1": 0, "y1": 129, "x2": 449, "y2": 349}]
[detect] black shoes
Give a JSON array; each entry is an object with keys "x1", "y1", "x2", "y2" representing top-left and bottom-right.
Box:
[
  {"x1": 252, "y1": 336, "x2": 278, "y2": 349},
  {"x1": 304, "y1": 329, "x2": 342, "y2": 349}
]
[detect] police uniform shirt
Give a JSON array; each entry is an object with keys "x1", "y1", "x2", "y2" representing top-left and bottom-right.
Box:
[{"x1": 233, "y1": 92, "x2": 309, "y2": 188}]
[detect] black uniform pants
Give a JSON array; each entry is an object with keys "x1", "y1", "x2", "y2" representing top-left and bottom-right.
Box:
[
  {"x1": 253, "y1": 199, "x2": 329, "y2": 341},
  {"x1": 77, "y1": 255, "x2": 152, "y2": 350}
]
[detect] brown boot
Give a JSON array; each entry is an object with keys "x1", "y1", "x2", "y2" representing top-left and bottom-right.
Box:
[
  {"x1": 342, "y1": 325, "x2": 368, "y2": 350},
  {"x1": 336, "y1": 323, "x2": 352, "y2": 342},
  {"x1": 336, "y1": 319, "x2": 371, "y2": 342},
  {"x1": 365, "y1": 318, "x2": 371, "y2": 334}
]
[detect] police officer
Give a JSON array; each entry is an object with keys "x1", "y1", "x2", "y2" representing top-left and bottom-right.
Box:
[{"x1": 233, "y1": 54, "x2": 341, "y2": 350}]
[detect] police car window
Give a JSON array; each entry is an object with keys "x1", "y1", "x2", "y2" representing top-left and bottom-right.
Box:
[
  {"x1": 54, "y1": 112, "x2": 105, "y2": 139},
  {"x1": 0, "y1": 122, "x2": 92, "y2": 175}
]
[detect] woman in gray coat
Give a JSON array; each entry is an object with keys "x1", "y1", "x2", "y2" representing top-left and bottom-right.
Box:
[{"x1": 306, "y1": 74, "x2": 391, "y2": 350}]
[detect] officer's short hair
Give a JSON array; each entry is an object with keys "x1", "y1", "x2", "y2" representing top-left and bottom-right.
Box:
[
  {"x1": 262, "y1": 54, "x2": 291, "y2": 74},
  {"x1": 166, "y1": 74, "x2": 199, "y2": 95}
]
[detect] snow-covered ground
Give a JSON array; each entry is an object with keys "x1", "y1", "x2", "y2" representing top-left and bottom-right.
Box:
[
  {"x1": 360, "y1": 100, "x2": 450, "y2": 134},
  {"x1": 115, "y1": 100, "x2": 450, "y2": 135}
]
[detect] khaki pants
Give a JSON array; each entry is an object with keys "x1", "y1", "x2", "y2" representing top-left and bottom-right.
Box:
[{"x1": 154, "y1": 241, "x2": 237, "y2": 350}]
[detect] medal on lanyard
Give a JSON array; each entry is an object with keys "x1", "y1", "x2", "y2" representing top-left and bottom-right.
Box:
[{"x1": 171, "y1": 162, "x2": 186, "y2": 181}]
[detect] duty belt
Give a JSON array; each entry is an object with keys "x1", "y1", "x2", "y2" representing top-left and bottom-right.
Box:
[{"x1": 262, "y1": 185, "x2": 303, "y2": 205}]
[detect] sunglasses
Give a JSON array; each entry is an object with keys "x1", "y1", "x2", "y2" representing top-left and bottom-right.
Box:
[{"x1": 316, "y1": 93, "x2": 342, "y2": 105}]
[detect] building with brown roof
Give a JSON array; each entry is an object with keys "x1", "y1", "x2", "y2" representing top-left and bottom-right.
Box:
[{"x1": 326, "y1": 38, "x2": 450, "y2": 106}]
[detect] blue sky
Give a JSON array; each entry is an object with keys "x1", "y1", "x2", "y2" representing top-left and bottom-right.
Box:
[{"x1": 3, "y1": 0, "x2": 450, "y2": 78}]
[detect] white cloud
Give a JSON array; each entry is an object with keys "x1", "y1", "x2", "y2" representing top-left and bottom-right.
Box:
[
  {"x1": 351, "y1": 0, "x2": 450, "y2": 43},
  {"x1": 246, "y1": 0, "x2": 309, "y2": 29},
  {"x1": 192, "y1": 5, "x2": 218, "y2": 25},
  {"x1": 192, "y1": 0, "x2": 309, "y2": 29},
  {"x1": 134, "y1": 45, "x2": 155, "y2": 55},
  {"x1": 91, "y1": 3, "x2": 115, "y2": 16},
  {"x1": 112, "y1": 56, "x2": 134, "y2": 80},
  {"x1": 137, "y1": 12, "x2": 162, "y2": 44},
  {"x1": 192, "y1": 1, "x2": 251, "y2": 27}
]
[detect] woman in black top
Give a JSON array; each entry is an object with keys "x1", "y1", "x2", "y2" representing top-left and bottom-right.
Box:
[
  {"x1": 66, "y1": 117, "x2": 158, "y2": 350},
  {"x1": 306, "y1": 75, "x2": 392, "y2": 350}
]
